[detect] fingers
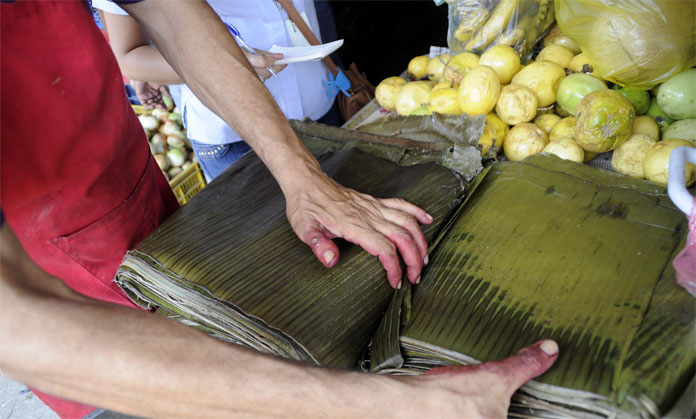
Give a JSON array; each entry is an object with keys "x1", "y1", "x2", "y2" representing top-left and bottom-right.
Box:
[
  {"x1": 382, "y1": 198, "x2": 434, "y2": 226},
  {"x1": 303, "y1": 225, "x2": 340, "y2": 268},
  {"x1": 245, "y1": 52, "x2": 287, "y2": 79},
  {"x1": 425, "y1": 340, "x2": 558, "y2": 397}
]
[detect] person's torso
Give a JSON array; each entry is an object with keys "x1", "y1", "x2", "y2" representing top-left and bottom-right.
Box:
[{"x1": 181, "y1": 0, "x2": 333, "y2": 145}]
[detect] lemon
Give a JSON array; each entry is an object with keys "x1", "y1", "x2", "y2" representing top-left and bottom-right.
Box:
[
  {"x1": 495, "y1": 84, "x2": 538, "y2": 125},
  {"x1": 568, "y1": 53, "x2": 601, "y2": 80},
  {"x1": 432, "y1": 81, "x2": 458, "y2": 93},
  {"x1": 407, "y1": 55, "x2": 430, "y2": 80},
  {"x1": 426, "y1": 54, "x2": 452, "y2": 82},
  {"x1": 458, "y1": 65, "x2": 500, "y2": 116},
  {"x1": 511, "y1": 61, "x2": 566, "y2": 107},
  {"x1": 479, "y1": 45, "x2": 521, "y2": 85},
  {"x1": 632, "y1": 115, "x2": 660, "y2": 141},
  {"x1": 504, "y1": 123, "x2": 549, "y2": 161},
  {"x1": 543, "y1": 138, "x2": 584, "y2": 163},
  {"x1": 643, "y1": 139, "x2": 696, "y2": 185},
  {"x1": 611, "y1": 134, "x2": 657, "y2": 178},
  {"x1": 375, "y1": 76, "x2": 407, "y2": 111},
  {"x1": 428, "y1": 88, "x2": 462, "y2": 115},
  {"x1": 536, "y1": 45, "x2": 575, "y2": 69},
  {"x1": 486, "y1": 113, "x2": 509, "y2": 146},
  {"x1": 534, "y1": 114, "x2": 561, "y2": 134},
  {"x1": 443, "y1": 52, "x2": 480, "y2": 84},
  {"x1": 395, "y1": 81, "x2": 434, "y2": 116},
  {"x1": 549, "y1": 117, "x2": 577, "y2": 142}
]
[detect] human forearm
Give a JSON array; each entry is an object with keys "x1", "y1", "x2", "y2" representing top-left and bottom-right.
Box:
[
  {"x1": 0, "y1": 227, "x2": 405, "y2": 418},
  {"x1": 122, "y1": 0, "x2": 321, "y2": 192}
]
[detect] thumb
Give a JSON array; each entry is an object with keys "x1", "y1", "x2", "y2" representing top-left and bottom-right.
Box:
[
  {"x1": 488, "y1": 340, "x2": 559, "y2": 394},
  {"x1": 302, "y1": 225, "x2": 340, "y2": 268}
]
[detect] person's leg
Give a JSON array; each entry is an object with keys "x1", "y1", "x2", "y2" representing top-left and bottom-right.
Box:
[{"x1": 190, "y1": 140, "x2": 252, "y2": 182}]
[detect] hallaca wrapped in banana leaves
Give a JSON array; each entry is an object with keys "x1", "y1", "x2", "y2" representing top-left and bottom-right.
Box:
[{"x1": 370, "y1": 154, "x2": 695, "y2": 418}]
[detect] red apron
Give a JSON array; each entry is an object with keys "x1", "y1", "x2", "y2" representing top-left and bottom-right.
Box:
[{"x1": 1, "y1": 1, "x2": 179, "y2": 417}]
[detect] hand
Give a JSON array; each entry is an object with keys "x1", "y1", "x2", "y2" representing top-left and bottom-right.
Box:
[
  {"x1": 407, "y1": 340, "x2": 559, "y2": 417},
  {"x1": 242, "y1": 49, "x2": 287, "y2": 81},
  {"x1": 285, "y1": 171, "x2": 433, "y2": 289},
  {"x1": 131, "y1": 80, "x2": 171, "y2": 110}
]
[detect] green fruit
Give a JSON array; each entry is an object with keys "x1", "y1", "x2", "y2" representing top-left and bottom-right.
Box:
[
  {"x1": 575, "y1": 90, "x2": 635, "y2": 153},
  {"x1": 612, "y1": 85, "x2": 650, "y2": 115},
  {"x1": 647, "y1": 97, "x2": 675, "y2": 130},
  {"x1": 410, "y1": 106, "x2": 431, "y2": 116},
  {"x1": 556, "y1": 73, "x2": 608, "y2": 116},
  {"x1": 657, "y1": 68, "x2": 696, "y2": 120},
  {"x1": 663, "y1": 119, "x2": 696, "y2": 145}
]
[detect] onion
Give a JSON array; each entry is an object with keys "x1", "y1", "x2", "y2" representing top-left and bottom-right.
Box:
[
  {"x1": 181, "y1": 161, "x2": 193, "y2": 171},
  {"x1": 138, "y1": 115, "x2": 159, "y2": 131},
  {"x1": 168, "y1": 112, "x2": 183, "y2": 125},
  {"x1": 168, "y1": 166, "x2": 183, "y2": 178},
  {"x1": 161, "y1": 120, "x2": 182, "y2": 137},
  {"x1": 150, "y1": 133, "x2": 166, "y2": 154},
  {"x1": 151, "y1": 108, "x2": 167, "y2": 122},
  {"x1": 154, "y1": 153, "x2": 169, "y2": 171},
  {"x1": 166, "y1": 135, "x2": 185, "y2": 149},
  {"x1": 167, "y1": 148, "x2": 187, "y2": 167}
]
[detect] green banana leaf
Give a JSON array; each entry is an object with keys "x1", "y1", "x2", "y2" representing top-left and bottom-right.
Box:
[
  {"x1": 370, "y1": 153, "x2": 693, "y2": 417},
  {"x1": 116, "y1": 118, "x2": 483, "y2": 368}
]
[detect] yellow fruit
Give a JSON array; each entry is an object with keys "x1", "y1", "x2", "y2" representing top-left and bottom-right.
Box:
[
  {"x1": 395, "y1": 81, "x2": 434, "y2": 116},
  {"x1": 458, "y1": 65, "x2": 501, "y2": 116},
  {"x1": 632, "y1": 115, "x2": 660, "y2": 141},
  {"x1": 486, "y1": 113, "x2": 509, "y2": 146},
  {"x1": 478, "y1": 121, "x2": 503, "y2": 155},
  {"x1": 504, "y1": 123, "x2": 549, "y2": 161},
  {"x1": 479, "y1": 45, "x2": 521, "y2": 84},
  {"x1": 584, "y1": 151, "x2": 598, "y2": 163},
  {"x1": 495, "y1": 84, "x2": 538, "y2": 125},
  {"x1": 407, "y1": 55, "x2": 430, "y2": 79},
  {"x1": 542, "y1": 24, "x2": 581, "y2": 54},
  {"x1": 568, "y1": 53, "x2": 600, "y2": 79},
  {"x1": 375, "y1": 76, "x2": 407, "y2": 112},
  {"x1": 511, "y1": 61, "x2": 566, "y2": 107},
  {"x1": 611, "y1": 134, "x2": 657, "y2": 178},
  {"x1": 534, "y1": 114, "x2": 561, "y2": 134},
  {"x1": 426, "y1": 54, "x2": 453, "y2": 82},
  {"x1": 443, "y1": 52, "x2": 480, "y2": 84},
  {"x1": 543, "y1": 137, "x2": 585, "y2": 163},
  {"x1": 536, "y1": 45, "x2": 575, "y2": 69},
  {"x1": 428, "y1": 88, "x2": 462, "y2": 115},
  {"x1": 549, "y1": 117, "x2": 577, "y2": 142},
  {"x1": 432, "y1": 81, "x2": 458, "y2": 93},
  {"x1": 643, "y1": 139, "x2": 696, "y2": 185}
]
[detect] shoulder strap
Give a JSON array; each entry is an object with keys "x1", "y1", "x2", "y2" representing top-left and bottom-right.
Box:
[{"x1": 276, "y1": 0, "x2": 340, "y2": 76}]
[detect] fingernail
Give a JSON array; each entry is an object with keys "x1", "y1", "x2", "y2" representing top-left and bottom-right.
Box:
[
  {"x1": 323, "y1": 251, "x2": 335, "y2": 264},
  {"x1": 415, "y1": 276, "x2": 421, "y2": 285},
  {"x1": 275, "y1": 53, "x2": 283, "y2": 58},
  {"x1": 424, "y1": 255, "x2": 429, "y2": 265},
  {"x1": 397, "y1": 280, "x2": 402, "y2": 289},
  {"x1": 426, "y1": 213, "x2": 433, "y2": 222},
  {"x1": 540, "y1": 340, "x2": 558, "y2": 356}
]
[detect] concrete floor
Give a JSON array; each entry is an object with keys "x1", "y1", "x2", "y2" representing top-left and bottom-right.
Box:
[{"x1": 0, "y1": 374, "x2": 57, "y2": 419}]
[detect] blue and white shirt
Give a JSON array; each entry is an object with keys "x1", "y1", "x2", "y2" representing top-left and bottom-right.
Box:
[{"x1": 94, "y1": 0, "x2": 334, "y2": 145}]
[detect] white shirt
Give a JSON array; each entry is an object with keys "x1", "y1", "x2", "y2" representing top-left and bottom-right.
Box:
[{"x1": 93, "y1": 0, "x2": 334, "y2": 145}]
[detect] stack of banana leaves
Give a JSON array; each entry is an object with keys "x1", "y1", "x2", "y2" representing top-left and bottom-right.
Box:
[
  {"x1": 369, "y1": 155, "x2": 694, "y2": 418},
  {"x1": 116, "y1": 117, "x2": 694, "y2": 417},
  {"x1": 116, "y1": 117, "x2": 480, "y2": 368}
]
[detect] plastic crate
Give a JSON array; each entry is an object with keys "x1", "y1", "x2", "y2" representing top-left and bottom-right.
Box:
[{"x1": 169, "y1": 161, "x2": 206, "y2": 205}]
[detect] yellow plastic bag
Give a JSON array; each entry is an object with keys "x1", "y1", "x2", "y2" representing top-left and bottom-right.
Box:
[
  {"x1": 447, "y1": 0, "x2": 555, "y2": 62},
  {"x1": 555, "y1": 0, "x2": 696, "y2": 90}
]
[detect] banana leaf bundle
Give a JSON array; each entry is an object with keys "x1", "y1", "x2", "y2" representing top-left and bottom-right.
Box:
[
  {"x1": 116, "y1": 118, "x2": 483, "y2": 368},
  {"x1": 370, "y1": 154, "x2": 694, "y2": 417}
]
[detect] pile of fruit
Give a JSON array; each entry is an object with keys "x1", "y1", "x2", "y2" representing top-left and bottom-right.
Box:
[
  {"x1": 375, "y1": 26, "x2": 696, "y2": 186},
  {"x1": 137, "y1": 108, "x2": 197, "y2": 182}
]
